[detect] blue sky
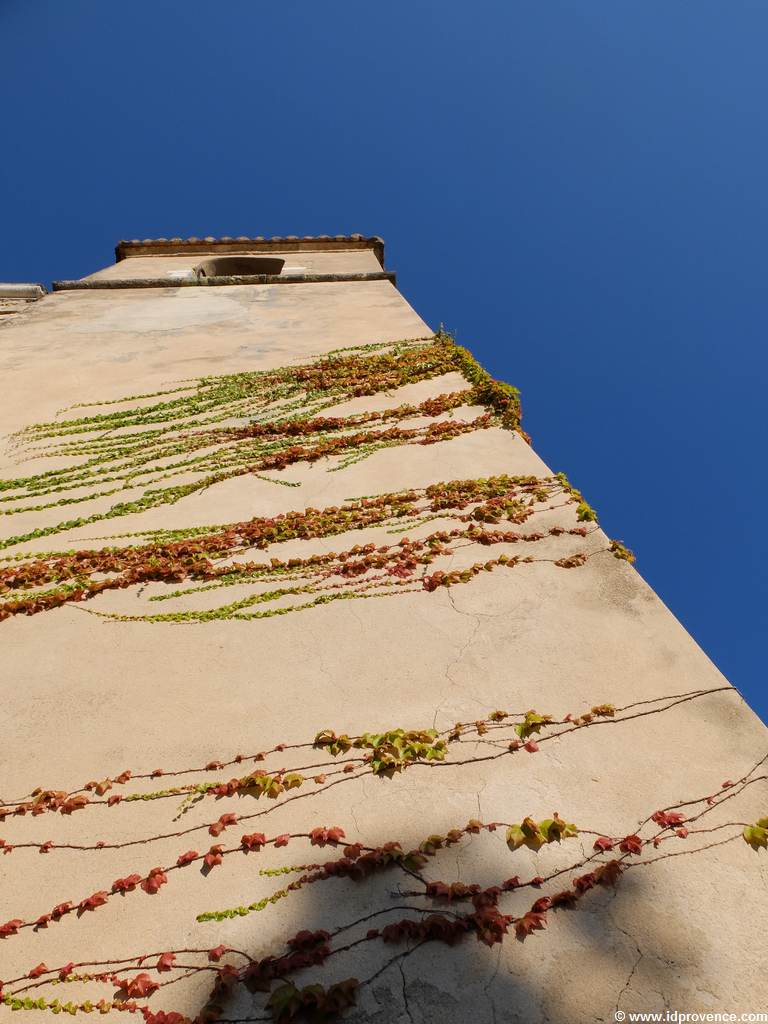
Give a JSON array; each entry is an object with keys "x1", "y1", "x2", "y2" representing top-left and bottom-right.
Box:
[{"x1": 2, "y1": 1, "x2": 766, "y2": 719}]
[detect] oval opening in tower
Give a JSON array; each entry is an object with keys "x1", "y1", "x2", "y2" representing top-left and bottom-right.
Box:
[{"x1": 195, "y1": 256, "x2": 286, "y2": 278}]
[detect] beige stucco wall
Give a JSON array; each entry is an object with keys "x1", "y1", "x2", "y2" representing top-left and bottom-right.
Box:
[
  {"x1": 0, "y1": 255, "x2": 766, "y2": 1023},
  {"x1": 83, "y1": 248, "x2": 384, "y2": 281}
]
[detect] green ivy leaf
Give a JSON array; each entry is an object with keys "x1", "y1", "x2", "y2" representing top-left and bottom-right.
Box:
[
  {"x1": 743, "y1": 824, "x2": 768, "y2": 850},
  {"x1": 515, "y1": 711, "x2": 552, "y2": 741},
  {"x1": 266, "y1": 983, "x2": 302, "y2": 1022}
]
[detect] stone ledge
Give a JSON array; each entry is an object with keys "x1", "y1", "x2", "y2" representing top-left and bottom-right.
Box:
[{"x1": 0, "y1": 283, "x2": 47, "y2": 299}]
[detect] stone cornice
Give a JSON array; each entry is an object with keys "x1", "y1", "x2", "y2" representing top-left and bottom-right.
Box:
[
  {"x1": 52, "y1": 271, "x2": 396, "y2": 291},
  {"x1": 114, "y1": 235, "x2": 385, "y2": 265}
]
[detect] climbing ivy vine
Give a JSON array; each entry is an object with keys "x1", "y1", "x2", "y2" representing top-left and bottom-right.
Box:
[
  {"x1": 0, "y1": 332, "x2": 759, "y2": 1023},
  {"x1": 0, "y1": 686, "x2": 765, "y2": 1022},
  {"x1": 0, "y1": 472, "x2": 621, "y2": 623},
  {"x1": 0, "y1": 334, "x2": 523, "y2": 551}
]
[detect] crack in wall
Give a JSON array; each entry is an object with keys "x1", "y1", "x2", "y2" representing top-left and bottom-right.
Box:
[
  {"x1": 398, "y1": 961, "x2": 415, "y2": 1024},
  {"x1": 482, "y1": 945, "x2": 503, "y2": 1024},
  {"x1": 610, "y1": 911, "x2": 645, "y2": 1012}
]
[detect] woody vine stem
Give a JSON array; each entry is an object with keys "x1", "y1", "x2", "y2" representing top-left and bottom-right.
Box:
[{"x1": 1, "y1": 691, "x2": 766, "y2": 1022}]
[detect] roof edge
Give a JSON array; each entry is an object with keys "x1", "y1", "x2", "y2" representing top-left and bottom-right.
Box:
[{"x1": 115, "y1": 235, "x2": 385, "y2": 266}]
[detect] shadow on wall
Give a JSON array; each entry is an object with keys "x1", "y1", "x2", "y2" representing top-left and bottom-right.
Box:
[{"x1": 194, "y1": 831, "x2": 700, "y2": 1024}]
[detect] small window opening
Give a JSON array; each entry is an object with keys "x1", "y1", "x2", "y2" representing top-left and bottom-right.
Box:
[{"x1": 195, "y1": 256, "x2": 285, "y2": 278}]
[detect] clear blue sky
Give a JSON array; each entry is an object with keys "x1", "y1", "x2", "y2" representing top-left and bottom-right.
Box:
[{"x1": 2, "y1": 2, "x2": 766, "y2": 720}]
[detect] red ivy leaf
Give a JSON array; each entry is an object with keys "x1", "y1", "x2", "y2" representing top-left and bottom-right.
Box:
[
  {"x1": 651, "y1": 811, "x2": 685, "y2": 829},
  {"x1": 530, "y1": 897, "x2": 551, "y2": 914},
  {"x1": 141, "y1": 868, "x2": 168, "y2": 894},
  {"x1": 310, "y1": 826, "x2": 346, "y2": 847},
  {"x1": 112, "y1": 874, "x2": 142, "y2": 894},
  {"x1": 204, "y1": 846, "x2": 224, "y2": 869},
  {"x1": 514, "y1": 911, "x2": 547, "y2": 939},
  {"x1": 156, "y1": 952, "x2": 176, "y2": 973},
  {"x1": 28, "y1": 963, "x2": 48, "y2": 979},
  {"x1": 78, "y1": 891, "x2": 108, "y2": 913},
  {"x1": 241, "y1": 833, "x2": 266, "y2": 851},
  {"x1": 208, "y1": 945, "x2": 227, "y2": 962},
  {"x1": 573, "y1": 872, "x2": 596, "y2": 893},
  {"x1": 176, "y1": 850, "x2": 198, "y2": 867},
  {"x1": 209, "y1": 813, "x2": 238, "y2": 837},
  {"x1": 619, "y1": 834, "x2": 643, "y2": 856},
  {"x1": 122, "y1": 973, "x2": 159, "y2": 998},
  {"x1": 550, "y1": 889, "x2": 579, "y2": 908}
]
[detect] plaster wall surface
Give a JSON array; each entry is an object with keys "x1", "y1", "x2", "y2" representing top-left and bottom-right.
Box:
[
  {"x1": 84, "y1": 249, "x2": 384, "y2": 281},
  {"x1": 0, "y1": 250, "x2": 766, "y2": 1023}
]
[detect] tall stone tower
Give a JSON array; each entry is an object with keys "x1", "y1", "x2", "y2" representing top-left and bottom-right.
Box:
[{"x1": 1, "y1": 236, "x2": 766, "y2": 1023}]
